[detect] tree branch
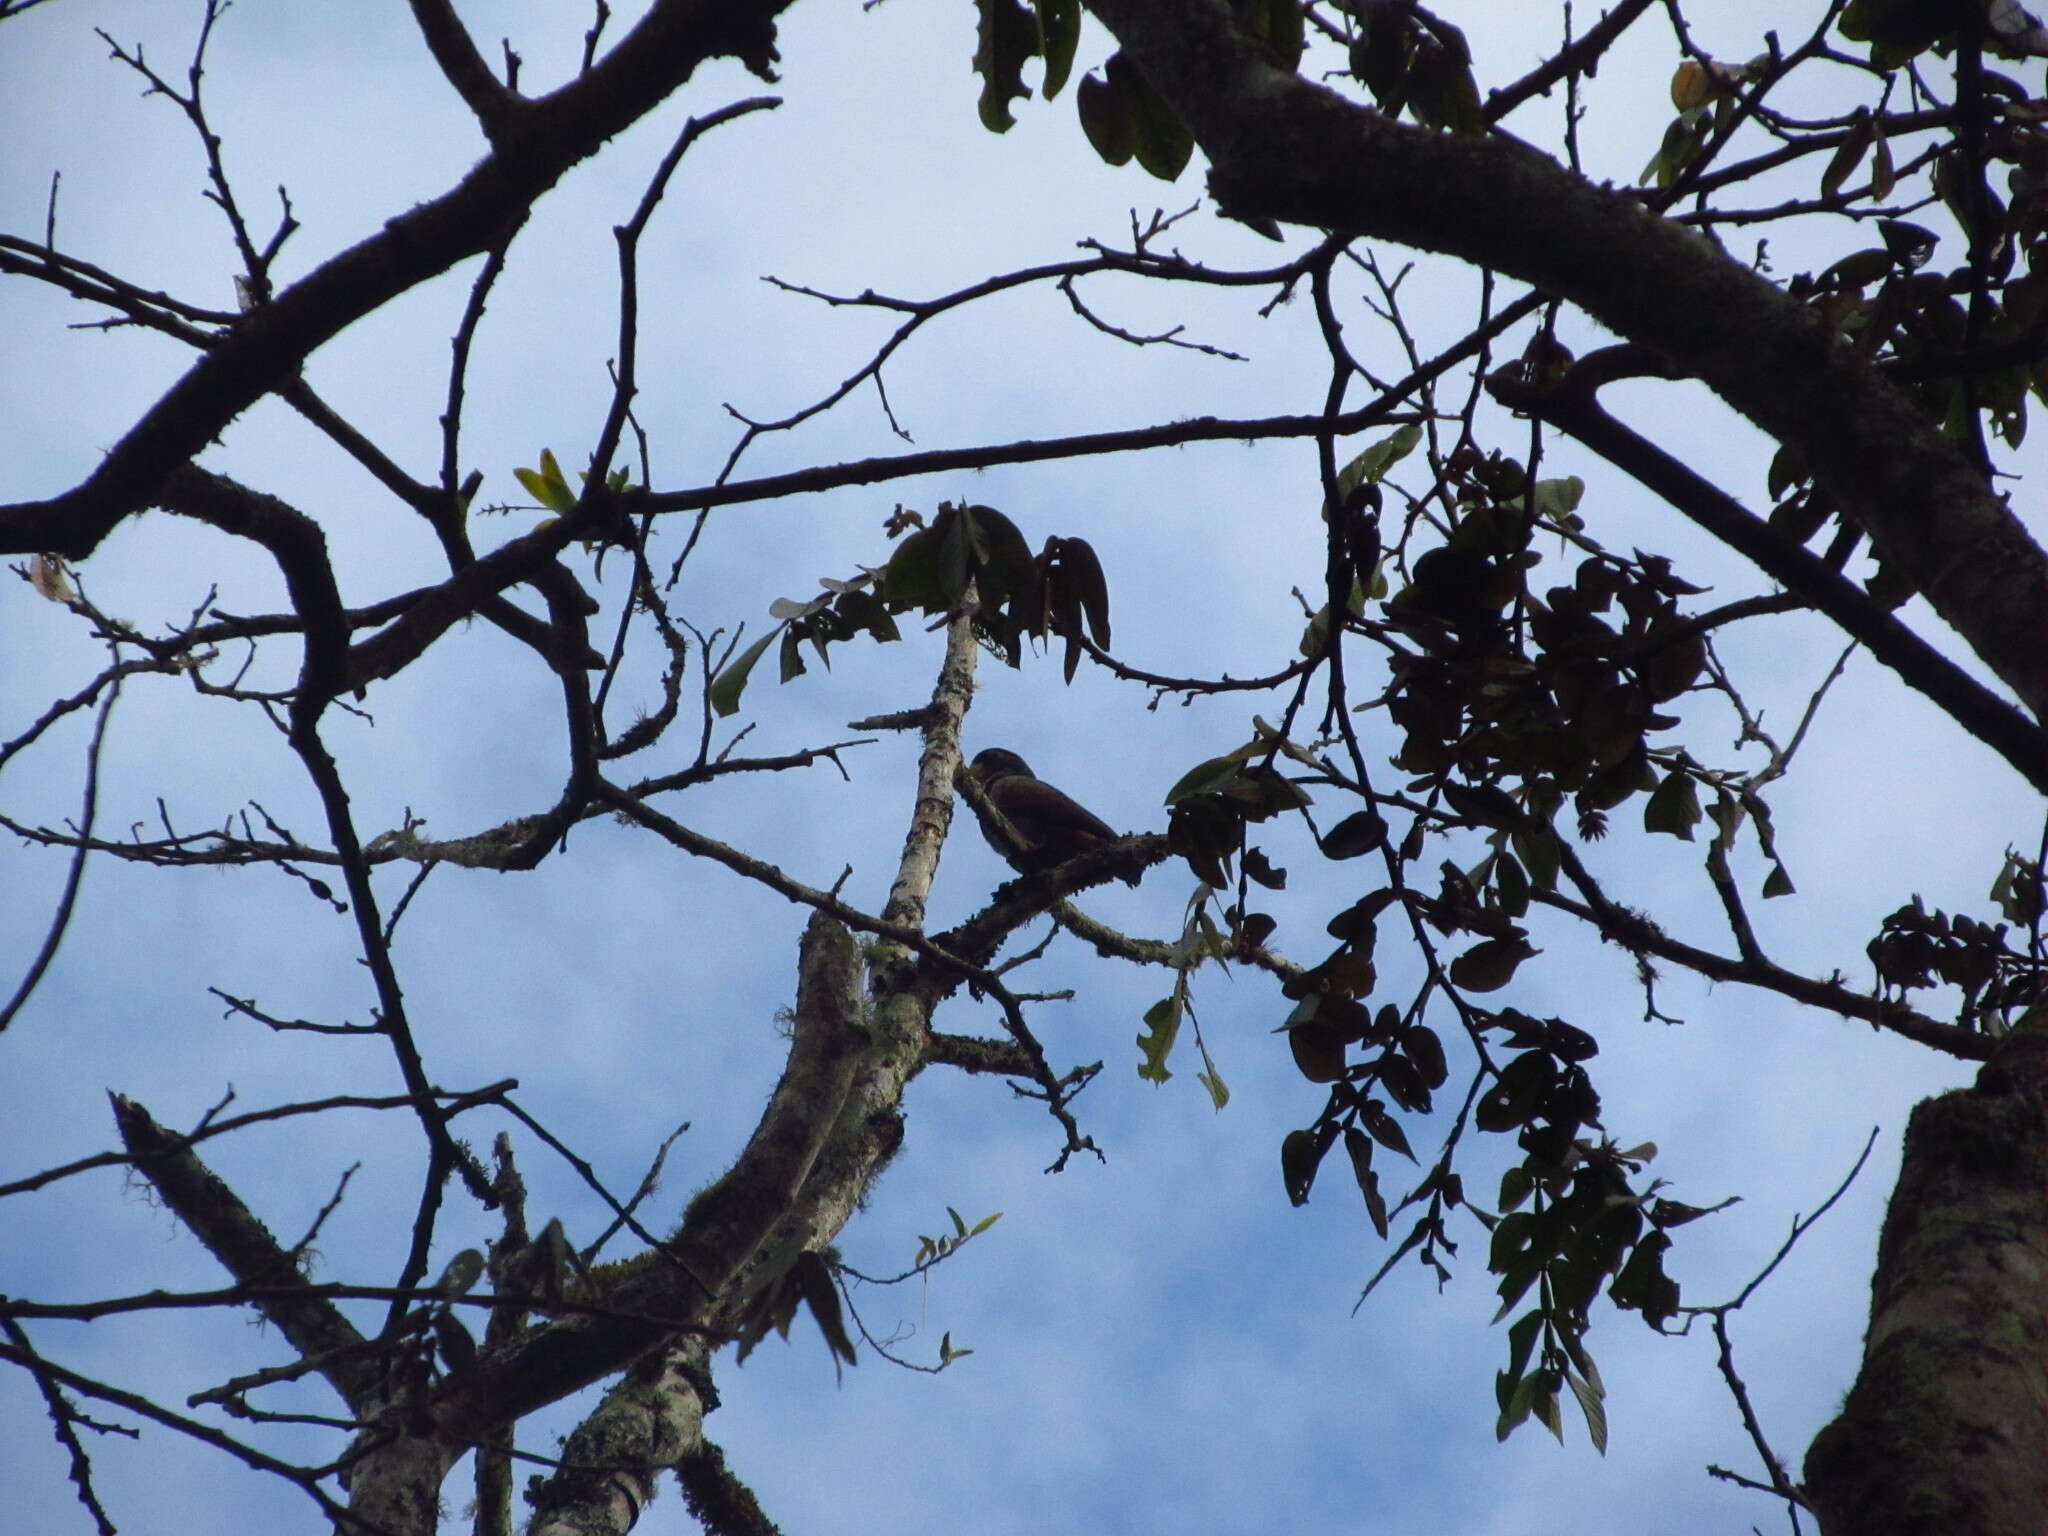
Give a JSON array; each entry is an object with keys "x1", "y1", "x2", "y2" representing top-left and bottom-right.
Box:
[
  {"x1": 1082, "y1": 0, "x2": 2048, "y2": 723},
  {"x1": 1491, "y1": 371, "x2": 2048, "y2": 793},
  {"x1": 0, "y1": 0, "x2": 798, "y2": 563},
  {"x1": 110, "y1": 1095, "x2": 383, "y2": 1414}
]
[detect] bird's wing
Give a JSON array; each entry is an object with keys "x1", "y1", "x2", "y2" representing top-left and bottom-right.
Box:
[{"x1": 988, "y1": 775, "x2": 1119, "y2": 846}]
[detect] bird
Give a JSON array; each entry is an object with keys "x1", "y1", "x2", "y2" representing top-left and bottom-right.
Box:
[{"x1": 966, "y1": 748, "x2": 1139, "y2": 886}]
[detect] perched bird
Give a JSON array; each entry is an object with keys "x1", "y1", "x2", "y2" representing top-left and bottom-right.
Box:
[{"x1": 967, "y1": 748, "x2": 1138, "y2": 885}]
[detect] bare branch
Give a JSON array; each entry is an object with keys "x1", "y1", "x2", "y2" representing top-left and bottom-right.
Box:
[
  {"x1": 0, "y1": 662, "x2": 119, "y2": 1030},
  {"x1": 408, "y1": 0, "x2": 524, "y2": 141}
]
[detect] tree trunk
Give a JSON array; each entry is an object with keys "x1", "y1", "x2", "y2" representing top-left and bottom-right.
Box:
[{"x1": 1804, "y1": 1020, "x2": 2048, "y2": 1534}]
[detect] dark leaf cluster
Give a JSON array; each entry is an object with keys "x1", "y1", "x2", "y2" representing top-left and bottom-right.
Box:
[
  {"x1": 883, "y1": 501, "x2": 1111, "y2": 676},
  {"x1": 712, "y1": 501, "x2": 1111, "y2": 714},
  {"x1": 1868, "y1": 892, "x2": 2047, "y2": 1028},
  {"x1": 1344, "y1": 0, "x2": 1483, "y2": 136}
]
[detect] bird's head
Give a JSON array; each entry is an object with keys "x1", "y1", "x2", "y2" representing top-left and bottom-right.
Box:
[{"x1": 969, "y1": 748, "x2": 1033, "y2": 783}]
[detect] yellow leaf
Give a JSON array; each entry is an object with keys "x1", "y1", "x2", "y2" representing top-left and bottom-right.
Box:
[{"x1": 1670, "y1": 60, "x2": 1712, "y2": 113}]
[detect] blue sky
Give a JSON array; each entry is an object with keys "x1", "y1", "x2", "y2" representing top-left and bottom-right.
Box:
[{"x1": 2, "y1": 2, "x2": 2040, "y2": 1532}]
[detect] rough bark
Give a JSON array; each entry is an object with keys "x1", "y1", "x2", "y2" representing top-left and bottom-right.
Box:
[
  {"x1": 112, "y1": 1096, "x2": 382, "y2": 1416},
  {"x1": 1803, "y1": 1018, "x2": 2048, "y2": 1535},
  {"x1": 346, "y1": 610, "x2": 982, "y2": 1531},
  {"x1": 1082, "y1": 0, "x2": 2048, "y2": 725},
  {"x1": 344, "y1": 910, "x2": 878, "y2": 1532}
]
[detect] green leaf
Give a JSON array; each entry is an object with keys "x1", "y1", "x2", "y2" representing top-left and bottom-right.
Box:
[
  {"x1": 1236, "y1": 0, "x2": 1305, "y2": 73},
  {"x1": 1361, "y1": 1169, "x2": 1389, "y2": 1237},
  {"x1": 1530, "y1": 476, "x2": 1584, "y2": 522},
  {"x1": 964, "y1": 505, "x2": 1036, "y2": 600},
  {"x1": 1168, "y1": 798, "x2": 1240, "y2": 888},
  {"x1": 1869, "y1": 119, "x2": 1897, "y2": 198},
  {"x1": 1838, "y1": 0, "x2": 1951, "y2": 60},
  {"x1": 436, "y1": 1249, "x2": 486, "y2": 1293},
  {"x1": 1163, "y1": 748, "x2": 1258, "y2": 804},
  {"x1": 882, "y1": 524, "x2": 950, "y2": 613},
  {"x1": 1310, "y1": 944, "x2": 1377, "y2": 999},
  {"x1": 1337, "y1": 425, "x2": 1422, "y2": 494},
  {"x1": 709, "y1": 628, "x2": 779, "y2": 718},
  {"x1": 1442, "y1": 780, "x2": 1523, "y2": 827},
  {"x1": 1349, "y1": 6, "x2": 1412, "y2": 105},
  {"x1": 1077, "y1": 67, "x2": 1135, "y2": 166},
  {"x1": 1560, "y1": 1328, "x2": 1604, "y2": 1397},
  {"x1": 1491, "y1": 1251, "x2": 1546, "y2": 1321},
  {"x1": 1057, "y1": 535, "x2": 1113, "y2": 649},
  {"x1": 1403, "y1": 1024, "x2": 1447, "y2": 1088},
  {"x1": 1503, "y1": 1308, "x2": 1545, "y2": 1384},
  {"x1": 1361, "y1": 1099, "x2": 1415, "y2": 1161},
  {"x1": 835, "y1": 587, "x2": 901, "y2": 645},
  {"x1": 1820, "y1": 247, "x2": 1895, "y2": 292},
  {"x1": 1532, "y1": 1371, "x2": 1565, "y2": 1443},
  {"x1": 1411, "y1": 33, "x2": 1483, "y2": 134},
  {"x1": 1281, "y1": 1127, "x2": 1326, "y2": 1206},
  {"x1": 1254, "y1": 718, "x2": 1323, "y2": 769},
  {"x1": 1822, "y1": 112, "x2": 1872, "y2": 199},
  {"x1": 1495, "y1": 1366, "x2": 1540, "y2": 1441},
  {"x1": 1243, "y1": 845, "x2": 1287, "y2": 890},
  {"x1": 1636, "y1": 628, "x2": 1707, "y2": 702},
  {"x1": 1033, "y1": 533, "x2": 1113, "y2": 682},
  {"x1": 1343, "y1": 1126, "x2": 1390, "y2": 1236},
  {"x1": 777, "y1": 626, "x2": 807, "y2": 684},
  {"x1": 1991, "y1": 851, "x2": 2046, "y2": 926},
  {"x1": 1476, "y1": 1051, "x2": 1555, "y2": 1134},
  {"x1": 1137, "y1": 994, "x2": 1183, "y2": 1083},
  {"x1": 936, "y1": 507, "x2": 974, "y2": 607},
  {"x1": 1767, "y1": 444, "x2": 1812, "y2": 502},
  {"x1": 432, "y1": 1311, "x2": 478, "y2": 1373},
  {"x1": 1108, "y1": 52, "x2": 1194, "y2": 181},
  {"x1": 1342, "y1": 1122, "x2": 1372, "y2": 1183},
  {"x1": 1644, "y1": 113, "x2": 1709, "y2": 186},
  {"x1": 1498, "y1": 1164, "x2": 1532, "y2": 1212},
  {"x1": 1325, "y1": 888, "x2": 1396, "y2": 942},
  {"x1": 539, "y1": 449, "x2": 575, "y2": 507},
  {"x1": 1298, "y1": 601, "x2": 1331, "y2": 659},
  {"x1": 794, "y1": 1249, "x2": 858, "y2": 1368},
  {"x1": 1034, "y1": 0, "x2": 1079, "y2": 98},
  {"x1": 1450, "y1": 937, "x2": 1537, "y2": 993},
  {"x1": 512, "y1": 468, "x2": 553, "y2": 510},
  {"x1": 1285, "y1": 1005, "x2": 1348, "y2": 1083},
  {"x1": 1511, "y1": 825, "x2": 1561, "y2": 892},
  {"x1": 1648, "y1": 1197, "x2": 1723, "y2": 1230},
  {"x1": 515, "y1": 449, "x2": 578, "y2": 515},
  {"x1": 1609, "y1": 1231, "x2": 1680, "y2": 1326},
  {"x1": 1228, "y1": 764, "x2": 1312, "y2": 818},
  {"x1": 1493, "y1": 850, "x2": 1530, "y2": 918},
  {"x1": 1642, "y1": 769, "x2": 1701, "y2": 840},
  {"x1": 974, "y1": 0, "x2": 1037, "y2": 132}
]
